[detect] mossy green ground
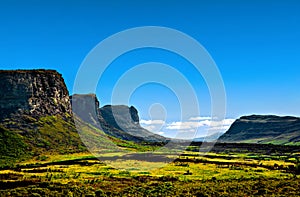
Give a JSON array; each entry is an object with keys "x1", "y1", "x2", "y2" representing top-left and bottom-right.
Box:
[
  {"x1": 0, "y1": 148, "x2": 299, "y2": 196},
  {"x1": 0, "y1": 115, "x2": 156, "y2": 168}
]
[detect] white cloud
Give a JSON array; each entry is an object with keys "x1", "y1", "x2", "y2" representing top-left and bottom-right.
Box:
[
  {"x1": 166, "y1": 121, "x2": 205, "y2": 130},
  {"x1": 165, "y1": 118, "x2": 235, "y2": 131},
  {"x1": 189, "y1": 116, "x2": 211, "y2": 121},
  {"x1": 140, "y1": 119, "x2": 165, "y2": 125},
  {"x1": 140, "y1": 117, "x2": 235, "y2": 139}
]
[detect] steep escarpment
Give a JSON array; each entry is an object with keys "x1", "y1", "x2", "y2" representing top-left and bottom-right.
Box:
[
  {"x1": 0, "y1": 70, "x2": 71, "y2": 120},
  {"x1": 0, "y1": 70, "x2": 85, "y2": 165},
  {"x1": 71, "y1": 94, "x2": 166, "y2": 142},
  {"x1": 100, "y1": 105, "x2": 166, "y2": 142},
  {"x1": 219, "y1": 115, "x2": 300, "y2": 145}
]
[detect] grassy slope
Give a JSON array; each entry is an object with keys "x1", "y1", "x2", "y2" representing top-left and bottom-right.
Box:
[
  {"x1": 0, "y1": 115, "x2": 153, "y2": 167},
  {"x1": 0, "y1": 126, "x2": 29, "y2": 166}
]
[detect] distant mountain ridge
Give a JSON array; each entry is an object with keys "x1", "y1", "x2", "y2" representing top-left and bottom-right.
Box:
[{"x1": 219, "y1": 115, "x2": 300, "y2": 145}]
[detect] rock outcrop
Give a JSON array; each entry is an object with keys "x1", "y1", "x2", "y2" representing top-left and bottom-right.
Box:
[
  {"x1": 0, "y1": 69, "x2": 71, "y2": 120},
  {"x1": 71, "y1": 94, "x2": 166, "y2": 142},
  {"x1": 0, "y1": 70, "x2": 85, "y2": 159},
  {"x1": 219, "y1": 115, "x2": 300, "y2": 145}
]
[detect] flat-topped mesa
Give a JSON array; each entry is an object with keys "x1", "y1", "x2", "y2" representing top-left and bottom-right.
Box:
[
  {"x1": 70, "y1": 93, "x2": 167, "y2": 142},
  {"x1": 70, "y1": 93, "x2": 100, "y2": 125},
  {"x1": 0, "y1": 69, "x2": 71, "y2": 120},
  {"x1": 219, "y1": 115, "x2": 300, "y2": 144},
  {"x1": 100, "y1": 105, "x2": 140, "y2": 128}
]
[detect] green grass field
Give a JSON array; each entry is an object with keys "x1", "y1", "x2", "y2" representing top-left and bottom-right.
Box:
[{"x1": 0, "y1": 144, "x2": 299, "y2": 197}]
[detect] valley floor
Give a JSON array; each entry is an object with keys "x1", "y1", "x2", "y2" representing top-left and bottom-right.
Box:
[{"x1": 0, "y1": 143, "x2": 299, "y2": 196}]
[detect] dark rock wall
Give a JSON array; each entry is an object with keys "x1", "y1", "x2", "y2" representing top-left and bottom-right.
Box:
[
  {"x1": 70, "y1": 94, "x2": 100, "y2": 126},
  {"x1": 100, "y1": 105, "x2": 140, "y2": 130},
  {"x1": 71, "y1": 94, "x2": 166, "y2": 142},
  {"x1": 0, "y1": 70, "x2": 71, "y2": 120}
]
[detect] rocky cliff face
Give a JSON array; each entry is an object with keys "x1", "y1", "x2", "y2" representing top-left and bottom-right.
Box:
[
  {"x1": 100, "y1": 105, "x2": 140, "y2": 130},
  {"x1": 219, "y1": 115, "x2": 300, "y2": 145},
  {"x1": 0, "y1": 70, "x2": 85, "y2": 159},
  {"x1": 0, "y1": 70, "x2": 71, "y2": 120},
  {"x1": 71, "y1": 94, "x2": 166, "y2": 142},
  {"x1": 70, "y1": 94, "x2": 100, "y2": 125}
]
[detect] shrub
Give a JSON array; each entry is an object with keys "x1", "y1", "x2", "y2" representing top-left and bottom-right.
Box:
[{"x1": 95, "y1": 189, "x2": 106, "y2": 197}]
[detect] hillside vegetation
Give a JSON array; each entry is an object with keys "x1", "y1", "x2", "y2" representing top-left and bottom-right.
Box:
[{"x1": 0, "y1": 114, "x2": 155, "y2": 168}]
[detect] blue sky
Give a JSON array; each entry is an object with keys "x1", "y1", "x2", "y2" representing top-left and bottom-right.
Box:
[{"x1": 1, "y1": 0, "x2": 300, "y2": 137}]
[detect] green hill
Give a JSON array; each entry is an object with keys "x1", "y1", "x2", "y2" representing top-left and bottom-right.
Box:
[{"x1": 219, "y1": 115, "x2": 300, "y2": 145}]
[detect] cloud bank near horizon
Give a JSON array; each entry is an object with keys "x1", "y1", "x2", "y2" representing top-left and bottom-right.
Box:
[{"x1": 140, "y1": 116, "x2": 235, "y2": 139}]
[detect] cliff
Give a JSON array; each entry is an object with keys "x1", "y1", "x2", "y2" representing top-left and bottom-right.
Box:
[
  {"x1": 71, "y1": 94, "x2": 166, "y2": 142},
  {"x1": 219, "y1": 115, "x2": 300, "y2": 145},
  {"x1": 0, "y1": 69, "x2": 71, "y2": 120},
  {"x1": 0, "y1": 70, "x2": 84, "y2": 164}
]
